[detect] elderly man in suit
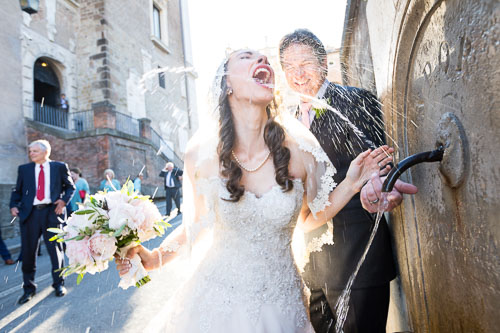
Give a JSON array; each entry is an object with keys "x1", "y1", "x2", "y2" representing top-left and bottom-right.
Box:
[
  {"x1": 10, "y1": 139, "x2": 75, "y2": 304},
  {"x1": 279, "y1": 29, "x2": 418, "y2": 332},
  {"x1": 159, "y1": 162, "x2": 183, "y2": 217}
]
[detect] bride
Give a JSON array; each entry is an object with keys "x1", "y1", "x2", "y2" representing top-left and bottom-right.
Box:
[{"x1": 116, "y1": 50, "x2": 392, "y2": 332}]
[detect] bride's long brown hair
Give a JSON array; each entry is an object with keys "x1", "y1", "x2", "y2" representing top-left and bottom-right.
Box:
[{"x1": 217, "y1": 61, "x2": 293, "y2": 202}]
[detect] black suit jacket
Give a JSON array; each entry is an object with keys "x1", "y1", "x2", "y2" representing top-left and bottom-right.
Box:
[
  {"x1": 159, "y1": 167, "x2": 183, "y2": 188},
  {"x1": 10, "y1": 161, "x2": 75, "y2": 223},
  {"x1": 301, "y1": 83, "x2": 396, "y2": 290}
]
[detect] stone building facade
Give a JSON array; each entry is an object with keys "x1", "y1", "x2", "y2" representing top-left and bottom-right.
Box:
[{"x1": 0, "y1": 0, "x2": 197, "y2": 239}]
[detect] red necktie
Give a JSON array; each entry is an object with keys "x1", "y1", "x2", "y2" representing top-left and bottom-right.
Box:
[{"x1": 37, "y1": 165, "x2": 45, "y2": 201}]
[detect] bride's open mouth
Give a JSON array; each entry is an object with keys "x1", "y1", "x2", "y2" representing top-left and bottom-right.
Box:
[{"x1": 252, "y1": 65, "x2": 274, "y2": 89}]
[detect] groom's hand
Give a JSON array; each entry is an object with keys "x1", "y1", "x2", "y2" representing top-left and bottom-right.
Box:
[{"x1": 361, "y1": 173, "x2": 418, "y2": 213}]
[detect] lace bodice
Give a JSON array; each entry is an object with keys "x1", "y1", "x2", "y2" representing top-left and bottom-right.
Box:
[{"x1": 163, "y1": 177, "x2": 312, "y2": 332}]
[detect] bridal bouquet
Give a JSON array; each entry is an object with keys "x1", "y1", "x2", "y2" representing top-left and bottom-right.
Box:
[{"x1": 49, "y1": 181, "x2": 170, "y2": 289}]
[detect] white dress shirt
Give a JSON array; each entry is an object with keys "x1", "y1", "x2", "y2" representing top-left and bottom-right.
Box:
[
  {"x1": 33, "y1": 160, "x2": 52, "y2": 205},
  {"x1": 166, "y1": 171, "x2": 175, "y2": 188}
]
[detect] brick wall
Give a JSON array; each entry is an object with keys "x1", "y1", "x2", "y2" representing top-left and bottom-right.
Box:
[{"x1": 25, "y1": 124, "x2": 169, "y2": 197}]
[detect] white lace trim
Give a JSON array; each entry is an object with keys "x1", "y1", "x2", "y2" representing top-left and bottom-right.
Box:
[
  {"x1": 301, "y1": 220, "x2": 334, "y2": 272},
  {"x1": 160, "y1": 240, "x2": 181, "y2": 252},
  {"x1": 294, "y1": 132, "x2": 338, "y2": 217}
]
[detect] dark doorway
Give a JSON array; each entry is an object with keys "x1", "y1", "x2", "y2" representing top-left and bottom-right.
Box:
[
  {"x1": 33, "y1": 59, "x2": 68, "y2": 129},
  {"x1": 34, "y1": 59, "x2": 60, "y2": 107}
]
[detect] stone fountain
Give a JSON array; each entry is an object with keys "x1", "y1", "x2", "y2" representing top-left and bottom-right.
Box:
[{"x1": 342, "y1": 0, "x2": 499, "y2": 331}]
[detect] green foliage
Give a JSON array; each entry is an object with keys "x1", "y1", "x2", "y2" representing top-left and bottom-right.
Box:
[
  {"x1": 313, "y1": 97, "x2": 332, "y2": 119},
  {"x1": 113, "y1": 224, "x2": 126, "y2": 237},
  {"x1": 135, "y1": 275, "x2": 151, "y2": 288},
  {"x1": 75, "y1": 209, "x2": 95, "y2": 215},
  {"x1": 77, "y1": 273, "x2": 84, "y2": 285}
]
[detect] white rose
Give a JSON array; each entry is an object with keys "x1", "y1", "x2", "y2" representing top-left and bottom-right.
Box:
[
  {"x1": 105, "y1": 191, "x2": 130, "y2": 210},
  {"x1": 67, "y1": 213, "x2": 93, "y2": 231},
  {"x1": 108, "y1": 202, "x2": 136, "y2": 230}
]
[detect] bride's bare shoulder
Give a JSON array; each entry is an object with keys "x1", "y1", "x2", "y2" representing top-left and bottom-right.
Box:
[{"x1": 184, "y1": 135, "x2": 219, "y2": 179}]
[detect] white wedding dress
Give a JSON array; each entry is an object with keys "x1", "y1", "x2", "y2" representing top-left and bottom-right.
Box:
[
  {"x1": 161, "y1": 178, "x2": 312, "y2": 332},
  {"x1": 153, "y1": 114, "x2": 336, "y2": 333}
]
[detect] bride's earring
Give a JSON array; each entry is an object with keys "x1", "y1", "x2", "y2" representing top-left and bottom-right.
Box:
[{"x1": 227, "y1": 88, "x2": 233, "y2": 96}]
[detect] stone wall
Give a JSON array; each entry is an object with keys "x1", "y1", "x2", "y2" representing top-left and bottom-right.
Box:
[
  {"x1": 340, "y1": 0, "x2": 377, "y2": 93},
  {"x1": 342, "y1": 0, "x2": 500, "y2": 331}
]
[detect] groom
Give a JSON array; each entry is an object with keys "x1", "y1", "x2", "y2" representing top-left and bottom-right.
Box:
[{"x1": 279, "y1": 29, "x2": 417, "y2": 332}]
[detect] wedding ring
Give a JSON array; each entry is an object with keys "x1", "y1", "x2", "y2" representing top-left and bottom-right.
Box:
[{"x1": 369, "y1": 198, "x2": 380, "y2": 204}]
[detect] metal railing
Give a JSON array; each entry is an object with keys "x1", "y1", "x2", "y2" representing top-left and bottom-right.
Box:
[
  {"x1": 31, "y1": 102, "x2": 182, "y2": 164},
  {"x1": 70, "y1": 110, "x2": 94, "y2": 132},
  {"x1": 33, "y1": 102, "x2": 95, "y2": 132},
  {"x1": 33, "y1": 101, "x2": 69, "y2": 129},
  {"x1": 116, "y1": 111, "x2": 140, "y2": 137}
]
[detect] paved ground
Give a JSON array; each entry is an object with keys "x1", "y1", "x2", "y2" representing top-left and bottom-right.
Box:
[{"x1": 0, "y1": 201, "x2": 185, "y2": 333}]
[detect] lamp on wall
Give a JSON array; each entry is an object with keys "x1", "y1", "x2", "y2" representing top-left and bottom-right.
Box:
[{"x1": 19, "y1": 0, "x2": 40, "y2": 14}]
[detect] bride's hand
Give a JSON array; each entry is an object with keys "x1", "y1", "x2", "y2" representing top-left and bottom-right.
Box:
[
  {"x1": 115, "y1": 245, "x2": 158, "y2": 276},
  {"x1": 346, "y1": 145, "x2": 394, "y2": 192}
]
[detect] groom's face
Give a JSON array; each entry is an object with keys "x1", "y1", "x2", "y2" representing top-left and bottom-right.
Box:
[{"x1": 281, "y1": 44, "x2": 325, "y2": 99}]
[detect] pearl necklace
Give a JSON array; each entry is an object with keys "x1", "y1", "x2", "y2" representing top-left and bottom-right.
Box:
[{"x1": 231, "y1": 150, "x2": 271, "y2": 173}]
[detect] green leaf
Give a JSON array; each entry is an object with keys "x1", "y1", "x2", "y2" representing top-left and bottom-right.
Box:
[
  {"x1": 47, "y1": 227, "x2": 64, "y2": 234},
  {"x1": 56, "y1": 238, "x2": 65, "y2": 243},
  {"x1": 49, "y1": 235, "x2": 59, "y2": 242},
  {"x1": 77, "y1": 273, "x2": 84, "y2": 285},
  {"x1": 75, "y1": 235, "x2": 85, "y2": 241},
  {"x1": 75, "y1": 209, "x2": 94, "y2": 215},
  {"x1": 113, "y1": 224, "x2": 126, "y2": 237},
  {"x1": 127, "y1": 180, "x2": 134, "y2": 195}
]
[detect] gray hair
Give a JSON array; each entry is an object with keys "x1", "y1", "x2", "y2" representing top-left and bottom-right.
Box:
[
  {"x1": 29, "y1": 140, "x2": 51, "y2": 156},
  {"x1": 166, "y1": 162, "x2": 174, "y2": 168},
  {"x1": 103, "y1": 169, "x2": 115, "y2": 178}
]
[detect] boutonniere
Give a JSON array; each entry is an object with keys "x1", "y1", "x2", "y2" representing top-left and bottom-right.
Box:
[{"x1": 312, "y1": 97, "x2": 332, "y2": 119}]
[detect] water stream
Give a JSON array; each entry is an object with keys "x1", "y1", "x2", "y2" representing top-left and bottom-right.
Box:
[{"x1": 334, "y1": 193, "x2": 390, "y2": 333}]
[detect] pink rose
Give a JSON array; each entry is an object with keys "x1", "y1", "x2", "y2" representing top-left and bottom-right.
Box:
[
  {"x1": 65, "y1": 236, "x2": 93, "y2": 267},
  {"x1": 88, "y1": 232, "x2": 117, "y2": 261},
  {"x1": 86, "y1": 259, "x2": 109, "y2": 275},
  {"x1": 130, "y1": 199, "x2": 162, "y2": 241}
]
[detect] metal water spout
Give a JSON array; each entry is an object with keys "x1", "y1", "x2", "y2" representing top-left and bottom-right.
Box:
[{"x1": 382, "y1": 146, "x2": 445, "y2": 193}]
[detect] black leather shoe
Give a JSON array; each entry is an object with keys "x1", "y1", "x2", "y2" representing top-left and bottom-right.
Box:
[
  {"x1": 55, "y1": 285, "x2": 67, "y2": 297},
  {"x1": 18, "y1": 291, "x2": 36, "y2": 304}
]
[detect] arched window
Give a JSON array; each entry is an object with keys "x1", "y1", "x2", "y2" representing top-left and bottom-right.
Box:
[{"x1": 33, "y1": 58, "x2": 68, "y2": 129}]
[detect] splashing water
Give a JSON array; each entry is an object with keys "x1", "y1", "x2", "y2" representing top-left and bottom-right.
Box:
[{"x1": 334, "y1": 193, "x2": 389, "y2": 333}]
